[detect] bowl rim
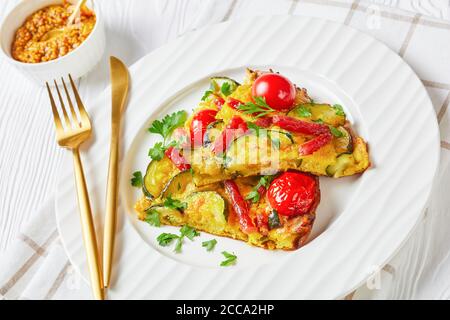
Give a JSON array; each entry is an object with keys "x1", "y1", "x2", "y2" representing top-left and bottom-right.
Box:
[{"x1": 0, "y1": 0, "x2": 102, "y2": 68}]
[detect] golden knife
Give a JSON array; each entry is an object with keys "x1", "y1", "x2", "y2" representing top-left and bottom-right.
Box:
[{"x1": 103, "y1": 56, "x2": 129, "y2": 288}]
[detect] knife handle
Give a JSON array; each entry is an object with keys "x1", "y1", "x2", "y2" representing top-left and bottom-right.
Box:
[{"x1": 103, "y1": 125, "x2": 119, "y2": 288}]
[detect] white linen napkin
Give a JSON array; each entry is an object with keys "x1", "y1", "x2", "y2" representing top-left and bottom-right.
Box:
[{"x1": 1, "y1": 0, "x2": 450, "y2": 300}]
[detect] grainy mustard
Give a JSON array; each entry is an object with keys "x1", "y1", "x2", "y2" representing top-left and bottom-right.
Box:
[{"x1": 11, "y1": 2, "x2": 96, "y2": 63}]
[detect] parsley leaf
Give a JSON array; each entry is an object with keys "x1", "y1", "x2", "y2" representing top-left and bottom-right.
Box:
[
  {"x1": 148, "y1": 142, "x2": 166, "y2": 161},
  {"x1": 144, "y1": 208, "x2": 161, "y2": 227},
  {"x1": 221, "y1": 82, "x2": 232, "y2": 96},
  {"x1": 201, "y1": 90, "x2": 213, "y2": 101},
  {"x1": 180, "y1": 225, "x2": 200, "y2": 241},
  {"x1": 296, "y1": 105, "x2": 312, "y2": 118},
  {"x1": 202, "y1": 239, "x2": 217, "y2": 252},
  {"x1": 164, "y1": 196, "x2": 187, "y2": 211},
  {"x1": 329, "y1": 126, "x2": 344, "y2": 138},
  {"x1": 332, "y1": 104, "x2": 346, "y2": 117},
  {"x1": 220, "y1": 251, "x2": 237, "y2": 266},
  {"x1": 245, "y1": 175, "x2": 275, "y2": 203},
  {"x1": 130, "y1": 171, "x2": 143, "y2": 187},
  {"x1": 157, "y1": 233, "x2": 179, "y2": 246},
  {"x1": 148, "y1": 111, "x2": 188, "y2": 142},
  {"x1": 238, "y1": 96, "x2": 275, "y2": 118}
]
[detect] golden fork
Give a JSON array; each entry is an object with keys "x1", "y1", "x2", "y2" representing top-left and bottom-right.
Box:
[{"x1": 46, "y1": 76, "x2": 104, "y2": 300}]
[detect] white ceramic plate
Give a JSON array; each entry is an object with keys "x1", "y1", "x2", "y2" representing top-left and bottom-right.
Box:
[{"x1": 55, "y1": 16, "x2": 439, "y2": 299}]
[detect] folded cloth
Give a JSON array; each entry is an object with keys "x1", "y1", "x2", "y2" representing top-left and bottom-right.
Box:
[
  {"x1": 1, "y1": 0, "x2": 450, "y2": 300},
  {"x1": 0, "y1": 198, "x2": 90, "y2": 300}
]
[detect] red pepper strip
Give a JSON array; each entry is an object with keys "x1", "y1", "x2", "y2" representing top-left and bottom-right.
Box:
[
  {"x1": 298, "y1": 131, "x2": 332, "y2": 156},
  {"x1": 257, "y1": 185, "x2": 266, "y2": 198},
  {"x1": 213, "y1": 96, "x2": 225, "y2": 108},
  {"x1": 164, "y1": 146, "x2": 191, "y2": 171},
  {"x1": 256, "y1": 213, "x2": 269, "y2": 231},
  {"x1": 212, "y1": 116, "x2": 248, "y2": 154},
  {"x1": 224, "y1": 180, "x2": 257, "y2": 234},
  {"x1": 272, "y1": 115, "x2": 330, "y2": 135},
  {"x1": 227, "y1": 97, "x2": 244, "y2": 109},
  {"x1": 254, "y1": 116, "x2": 273, "y2": 128}
]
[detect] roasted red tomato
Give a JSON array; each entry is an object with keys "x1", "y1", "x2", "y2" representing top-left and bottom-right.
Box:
[
  {"x1": 251, "y1": 73, "x2": 296, "y2": 110},
  {"x1": 267, "y1": 172, "x2": 318, "y2": 216},
  {"x1": 190, "y1": 109, "x2": 218, "y2": 146}
]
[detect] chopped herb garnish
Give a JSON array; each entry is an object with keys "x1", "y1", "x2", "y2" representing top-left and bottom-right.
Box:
[
  {"x1": 332, "y1": 104, "x2": 346, "y2": 117},
  {"x1": 163, "y1": 196, "x2": 187, "y2": 211},
  {"x1": 237, "y1": 96, "x2": 275, "y2": 118},
  {"x1": 202, "y1": 239, "x2": 217, "y2": 252},
  {"x1": 189, "y1": 167, "x2": 195, "y2": 176},
  {"x1": 220, "y1": 251, "x2": 237, "y2": 266},
  {"x1": 201, "y1": 90, "x2": 213, "y2": 101},
  {"x1": 148, "y1": 142, "x2": 165, "y2": 161},
  {"x1": 148, "y1": 110, "x2": 188, "y2": 142},
  {"x1": 245, "y1": 175, "x2": 275, "y2": 203},
  {"x1": 130, "y1": 171, "x2": 143, "y2": 187},
  {"x1": 296, "y1": 105, "x2": 312, "y2": 118},
  {"x1": 156, "y1": 233, "x2": 179, "y2": 246},
  {"x1": 180, "y1": 225, "x2": 200, "y2": 241},
  {"x1": 221, "y1": 82, "x2": 232, "y2": 96},
  {"x1": 329, "y1": 126, "x2": 344, "y2": 138},
  {"x1": 144, "y1": 208, "x2": 161, "y2": 227}
]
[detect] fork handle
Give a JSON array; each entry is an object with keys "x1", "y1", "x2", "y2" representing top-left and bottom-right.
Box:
[{"x1": 72, "y1": 149, "x2": 105, "y2": 300}]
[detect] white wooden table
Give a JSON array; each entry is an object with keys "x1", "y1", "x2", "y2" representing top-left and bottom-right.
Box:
[{"x1": 1, "y1": 0, "x2": 449, "y2": 299}]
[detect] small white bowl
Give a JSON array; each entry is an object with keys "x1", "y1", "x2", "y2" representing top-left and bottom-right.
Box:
[{"x1": 0, "y1": 0, "x2": 105, "y2": 85}]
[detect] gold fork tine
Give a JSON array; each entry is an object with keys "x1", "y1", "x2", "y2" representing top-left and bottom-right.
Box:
[
  {"x1": 46, "y1": 82, "x2": 64, "y2": 133},
  {"x1": 68, "y1": 74, "x2": 90, "y2": 124},
  {"x1": 53, "y1": 79, "x2": 72, "y2": 128},
  {"x1": 61, "y1": 77, "x2": 80, "y2": 128}
]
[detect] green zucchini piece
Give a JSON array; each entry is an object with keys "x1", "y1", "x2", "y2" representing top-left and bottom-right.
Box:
[
  {"x1": 161, "y1": 171, "x2": 194, "y2": 199},
  {"x1": 267, "y1": 130, "x2": 294, "y2": 148},
  {"x1": 203, "y1": 120, "x2": 224, "y2": 146},
  {"x1": 210, "y1": 77, "x2": 240, "y2": 96},
  {"x1": 287, "y1": 103, "x2": 346, "y2": 127},
  {"x1": 143, "y1": 156, "x2": 178, "y2": 200},
  {"x1": 185, "y1": 191, "x2": 227, "y2": 225},
  {"x1": 333, "y1": 126, "x2": 353, "y2": 154},
  {"x1": 326, "y1": 153, "x2": 354, "y2": 177},
  {"x1": 268, "y1": 210, "x2": 281, "y2": 229}
]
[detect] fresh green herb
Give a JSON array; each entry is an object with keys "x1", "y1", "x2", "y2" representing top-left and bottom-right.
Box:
[
  {"x1": 329, "y1": 126, "x2": 344, "y2": 138},
  {"x1": 245, "y1": 175, "x2": 275, "y2": 203},
  {"x1": 148, "y1": 142, "x2": 165, "y2": 161},
  {"x1": 174, "y1": 237, "x2": 183, "y2": 253},
  {"x1": 201, "y1": 90, "x2": 213, "y2": 101},
  {"x1": 163, "y1": 196, "x2": 187, "y2": 211},
  {"x1": 238, "y1": 96, "x2": 275, "y2": 118},
  {"x1": 189, "y1": 167, "x2": 195, "y2": 176},
  {"x1": 180, "y1": 225, "x2": 200, "y2": 241},
  {"x1": 220, "y1": 251, "x2": 237, "y2": 266},
  {"x1": 220, "y1": 82, "x2": 232, "y2": 96},
  {"x1": 148, "y1": 110, "x2": 188, "y2": 142},
  {"x1": 268, "y1": 210, "x2": 281, "y2": 229},
  {"x1": 202, "y1": 239, "x2": 217, "y2": 252},
  {"x1": 144, "y1": 208, "x2": 161, "y2": 227},
  {"x1": 296, "y1": 105, "x2": 312, "y2": 118},
  {"x1": 130, "y1": 171, "x2": 143, "y2": 187},
  {"x1": 332, "y1": 104, "x2": 346, "y2": 117},
  {"x1": 156, "y1": 233, "x2": 179, "y2": 246}
]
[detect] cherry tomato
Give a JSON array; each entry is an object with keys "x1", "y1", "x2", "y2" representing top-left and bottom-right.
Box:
[
  {"x1": 252, "y1": 73, "x2": 296, "y2": 110},
  {"x1": 190, "y1": 109, "x2": 217, "y2": 146},
  {"x1": 267, "y1": 172, "x2": 318, "y2": 217}
]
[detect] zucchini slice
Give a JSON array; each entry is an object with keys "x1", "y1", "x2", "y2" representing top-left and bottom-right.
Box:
[
  {"x1": 184, "y1": 191, "x2": 227, "y2": 229},
  {"x1": 333, "y1": 126, "x2": 353, "y2": 154},
  {"x1": 210, "y1": 77, "x2": 240, "y2": 96},
  {"x1": 161, "y1": 171, "x2": 194, "y2": 199},
  {"x1": 203, "y1": 120, "x2": 225, "y2": 146},
  {"x1": 143, "y1": 156, "x2": 179, "y2": 199},
  {"x1": 287, "y1": 103, "x2": 346, "y2": 127},
  {"x1": 325, "y1": 153, "x2": 354, "y2": 177}
]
